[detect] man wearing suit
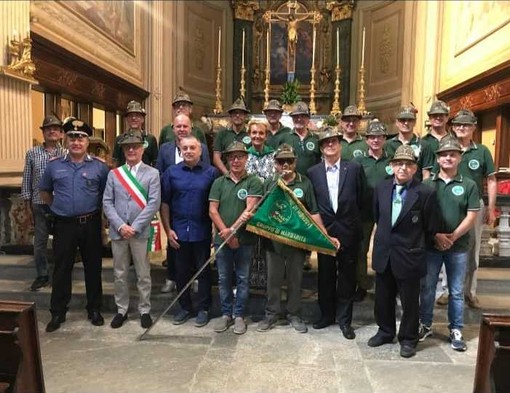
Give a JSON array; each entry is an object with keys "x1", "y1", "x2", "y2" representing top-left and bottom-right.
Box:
[
  {"x1": 368, "y1": 144, "x2": 440, "y2": 358},
  {"x1": 307, "y1": 127, "x2": 366, "y2": 339},
  {"x1": 103, "y1": 130, "x2": 161, "y2": 329},
  {"x1": 156, "y1": 113, "x2": 210, "y2": 294}
]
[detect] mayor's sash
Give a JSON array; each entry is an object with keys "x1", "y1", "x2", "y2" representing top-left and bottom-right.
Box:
[{"x1": 112, "y1": 164, "x2": 148, "y2": 209}]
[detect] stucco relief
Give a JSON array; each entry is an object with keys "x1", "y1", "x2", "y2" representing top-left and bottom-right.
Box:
[
  {"x1": 378, "y1": 26, "x2": 391, "y2": 74},
  {"x1": 30, "y1": 1, "x2": 143, "y2": 87}
]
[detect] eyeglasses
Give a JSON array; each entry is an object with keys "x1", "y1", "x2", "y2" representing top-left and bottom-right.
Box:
[
  {"x1": 342, "y1": 118, "x2": 359, "y2": 124},
  {"x1": 227, "y1": 154, "x2": 247, "y2": 161},
  {"x1": 276, "y1": 158, "x2": 295, "y2": 165}
]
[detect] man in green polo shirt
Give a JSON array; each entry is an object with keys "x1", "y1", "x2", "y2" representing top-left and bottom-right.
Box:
[
  {"x1": 213, "y1": 97, "x2": 251, "y2": 174},
  {"x1": 419, "y1": 136, "x2": 480, "y2": 352},
  {"x1": 113, "y1": 100, "x2": 159, "y2": 167},
  {"x1": 354, "y1": 120, "x2": 393, "y2": 301},
  {"x1": 436, "y1": 109, "x2": 497, "y2": 309},
  {"x1": 340, "y1": 105, "x2": 368, "y2": 160},
  {"x1": 158, "y1": 90, "x2": 207, "y2": 146},
  {"x1": 263, "y1": 99, "x2": 291, "y2": 149},
  {"x1": 422, "y1": 100, "x2": 453, "y2": 153},
  {"x1": 384, "y1": 105, "x2": 434, "y2": 181},
  {"x1": 209, "y1": 141, "x2": 263, "y2": 335},
  {"x1": 279, "y1": 101, "x2": 320, "y2": 175}
]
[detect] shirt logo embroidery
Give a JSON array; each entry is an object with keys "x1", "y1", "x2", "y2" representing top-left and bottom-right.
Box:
[
  {"x1": 385, "y1": 166, "x2": 394, "y2": 175},
  {"x1": 306, "y1": 141, "x2": 315, "y2": 151},
  {"x1": 468, "y1": 159, "x2": 480, "y2": 170},
  {"x1": 293, "y1": 188, "x2": 304, "y2": 198},
  {"x1": 237, "y1": 188, "x2": 248, "y2": 200},
  {"x1": 353, "y1": 149, "x2": 363, "y2": 157},
  {"x1": 452, "y1": 185, "x2": 465, "y2": 196},
  {"x1": 143, "y1": 140, "x2": 149, "y2": 149},
  {"x1": 242, "y1": 136, "x2": 251, "y2": 144}
]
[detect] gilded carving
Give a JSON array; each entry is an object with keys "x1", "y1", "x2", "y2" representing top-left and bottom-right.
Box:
[
  {"x1": 0, "y1": 35, "x2": 38, "y2": 84},
  {"x1": 327, "y1": 1, "x2": 354, "y2": 22},
  {"x1": 484, "y1": 84, "x2": 501, "y2": 102},
  {"x1": 92, "y1": 82, "x2": 106, "y2": 99},
  {"x1": 233, "y1": 0, "x2": 259, "y2": 21},
  {"x1": 379, "y1": 26, "x2": 391, "y2": 74}
]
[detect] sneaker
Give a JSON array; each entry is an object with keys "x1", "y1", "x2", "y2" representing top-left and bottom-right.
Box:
[
  {"x1": 465, "y1": 295, "x2": 481, "y2": 309},
  {"x1": 449, "y1": 329, "x2": 467, "y2": 351},
  {"x1": 287, "y1": 315, "x2": 308, "y2": 333},
  {"x1": 436, "y1": 292, "x2": 448, "y2": 306},
  {"x1": 110, "y1": 313, "x2": 127, "y2": 329},
  {"x1": 195, "y1": 311, "x2": 209, "y2": 327},
  {"x1": 173, "y1": 310, "x2": 191, "y2": 325},
  {"x1": 214, "y1": 315, "x2": 234, "y2": 333},
  {"x1": 418, "y1": 323, "x2": 433, "y2": 341},
  {"x1": 233, "y1": 317, "x2": 247, "y2": 335},
  {"x1": 257, "y1": 315, "x2": 278, "y2": 332},
  {"x1": 140, "y1": 313, "x2": 153, "y2": 329},
  {"x1": 30, "y1": 275, "x2": 49, "y2": 291},
  {"x1": 161, "y1": 279, "x2": 176, "y2": 293}
]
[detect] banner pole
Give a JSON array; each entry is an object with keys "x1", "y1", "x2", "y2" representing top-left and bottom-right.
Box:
[{"x1": 138, "y1": 177, "x2": 280, "y2": 341}]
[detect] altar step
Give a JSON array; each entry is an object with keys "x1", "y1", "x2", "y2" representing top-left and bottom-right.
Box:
[{"x1": 0, "y1": 255, "x2": 509, "y2": 325}]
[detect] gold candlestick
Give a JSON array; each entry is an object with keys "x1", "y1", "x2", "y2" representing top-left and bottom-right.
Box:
[
  {"x1": 264, "y1": 28, "x2": 270, "y2": 107},
  {"x1": 309, "y1": 23, "x2": 317, "y2": 114},
  {"x1": 357, "y1": 65, "x2": 366, "y2": 113},
  {"x1": 214, "y1": 66, "x2": 223, "y2": 114},
  {"x1": 240, "y1": 66, "x2": 246, "y2": 99},
  {"x1": 330, "y1": 64, "x2": 342, "y2": 115}
]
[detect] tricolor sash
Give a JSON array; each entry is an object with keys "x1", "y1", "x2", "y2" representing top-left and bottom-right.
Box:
[{"x1": 112, "y1": 165, "x2": 148, "y2": 209}]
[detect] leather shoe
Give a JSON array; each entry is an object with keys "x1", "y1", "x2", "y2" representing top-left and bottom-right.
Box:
[
  {"x1": 368, "y1": 333, "x2": 394, "y2": 347},
  {"x1": 340, "y1": 325, "x2": 356, "y2": 340},
  {"x1": 110, "y1": 313, "x2": 127, "y2": 329},
  {"x1": 46, "y1": 315, "x2": 66, "y2": 333},
  {"x1": 140, "y1": 313, "x2": 153, "y2": 329},
  {"x1": 400, "y1": 344, "x2": 416, "y2": 358},
  {"x1": 313, "y1": 318, "x2": 335, "y2": 330},
  {"x1": 88, "y1": 311, "x2": 104, "y2": 326}
]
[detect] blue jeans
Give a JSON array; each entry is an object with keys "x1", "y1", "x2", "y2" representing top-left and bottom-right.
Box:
[
  {"x1": 33, "y1": 204, "x2": 50, "y2": 277},
  {"x1": 215, "y1": 243, "x2": 252, "y2": 317},
  {"x1": 420, "y1": 250, "x2": 468, "y2": 330}
]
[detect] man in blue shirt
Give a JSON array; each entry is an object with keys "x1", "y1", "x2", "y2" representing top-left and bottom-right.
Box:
[
  {"x1": 40, "y1": 119, "x2": 109, "y2": 332},
  {"x1": 161, "y1": 136, "x2": 219, "y2": 327}
]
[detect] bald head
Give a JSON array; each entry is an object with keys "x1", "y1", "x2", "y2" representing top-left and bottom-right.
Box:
[{"x1": 173, "y1": 114, "x2": 192, "y2": 141}]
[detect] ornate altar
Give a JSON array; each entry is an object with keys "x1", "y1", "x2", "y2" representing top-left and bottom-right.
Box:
[{"x1": 230, "y1": 0, "x2": 356, "y2": 115}]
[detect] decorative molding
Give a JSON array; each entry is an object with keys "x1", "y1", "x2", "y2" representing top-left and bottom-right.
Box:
[
  {"x1": 378, "y1": 25, "x2": 391, "y2": 74},
  {"x1": 327, "y1": 1, "x2": 354, "y2": 22},
  {"x1": 484, "y1": 84, "x2": 501, "y2": 102},
  {"x1": 233, "y1": 0, "x2": 259, "y2": 21},
  {"x1": 30, "y1": 1, "x2": 143, "y2": 87}
]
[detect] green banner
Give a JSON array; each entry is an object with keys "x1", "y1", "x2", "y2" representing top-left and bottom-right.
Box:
[{"x1": 246, "y1": 179, "x2": 337, "y2": 256}]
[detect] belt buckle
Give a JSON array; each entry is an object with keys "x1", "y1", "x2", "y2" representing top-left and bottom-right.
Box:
[{"x1": 78, "y1": 215, "x2": 87, "y2": 224}]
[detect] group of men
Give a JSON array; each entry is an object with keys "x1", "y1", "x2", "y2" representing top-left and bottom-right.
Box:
[{"x1": 21, "y1": 93, "x2": 496, "y2": 359}]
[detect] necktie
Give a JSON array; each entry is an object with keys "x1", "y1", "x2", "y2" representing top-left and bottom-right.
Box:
[{"x1": 391, "y1": 185, "x2": 404, "y2": 226}]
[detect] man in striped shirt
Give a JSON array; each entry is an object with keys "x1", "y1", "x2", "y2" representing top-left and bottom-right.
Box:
[{"x1": 21, "y1": 115, "x2": 65, "y2": 291}]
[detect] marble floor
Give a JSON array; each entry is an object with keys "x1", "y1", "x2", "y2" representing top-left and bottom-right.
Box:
[{"x1": 39, "y1": 312, "x2": 479, "y2": 393}]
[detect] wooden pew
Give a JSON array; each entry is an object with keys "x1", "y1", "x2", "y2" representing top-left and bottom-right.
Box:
[
  {"x1": 0, "y1": 301, "x2": 45, "y2": 393},
  {"x1": 473, "y1": 313, "x2": 510, "y2": 393}
]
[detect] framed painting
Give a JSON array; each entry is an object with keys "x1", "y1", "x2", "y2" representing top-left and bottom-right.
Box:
[{"x1": 60, "y1": 0, "x2": 135, "y2": 54}]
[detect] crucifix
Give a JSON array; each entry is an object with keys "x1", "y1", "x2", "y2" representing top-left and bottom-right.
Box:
[{"x1": 263, "y1": 0, "x2": 322, "y2": 82}]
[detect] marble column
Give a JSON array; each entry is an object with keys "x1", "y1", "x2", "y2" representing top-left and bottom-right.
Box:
[{"x1": 0, "y1": 1, "x2": 36, "y2": 247}]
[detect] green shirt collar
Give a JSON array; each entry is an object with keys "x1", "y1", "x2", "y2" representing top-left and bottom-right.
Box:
[{"x1": 247, "y1": 145, "x2": 274, "y2": 157}]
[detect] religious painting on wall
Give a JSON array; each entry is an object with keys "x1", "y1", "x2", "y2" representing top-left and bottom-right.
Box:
[
  {"x1": 269, "y1": 1, "x2": 313, "y2": 85},
  {"x1": 60, "y1": 0, "x2": 135, "y2": 54}
]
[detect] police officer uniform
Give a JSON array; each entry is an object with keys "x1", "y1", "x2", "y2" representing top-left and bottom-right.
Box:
[
  {"x1": 41, "y1": 119, "x2": 109, "y2": 332},
  {"x1": 113, "y1": 100, "x2": 159, "y2": 167}
]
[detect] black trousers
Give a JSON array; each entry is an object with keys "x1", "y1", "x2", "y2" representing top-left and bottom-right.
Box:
[
  {"x1": 374, "y1": 262, "x2": 420, "y2": 347},
  {"x1": 50, "y1": 215, "x2": 103, "y2": 316},
  {"x1": 175, "y1": 239, "x2": 212, "y2": 312},
  {"x1": 317, "y1": 246, "x2": 358, "y2": 328},
  {"x1": 166, "y1": 243, "x2": 176, "y2": 281}
]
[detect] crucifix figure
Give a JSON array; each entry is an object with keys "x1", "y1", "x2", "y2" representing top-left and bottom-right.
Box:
[{"x1": 264, "y1": 1, "x2": 322, "y2": 82}]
